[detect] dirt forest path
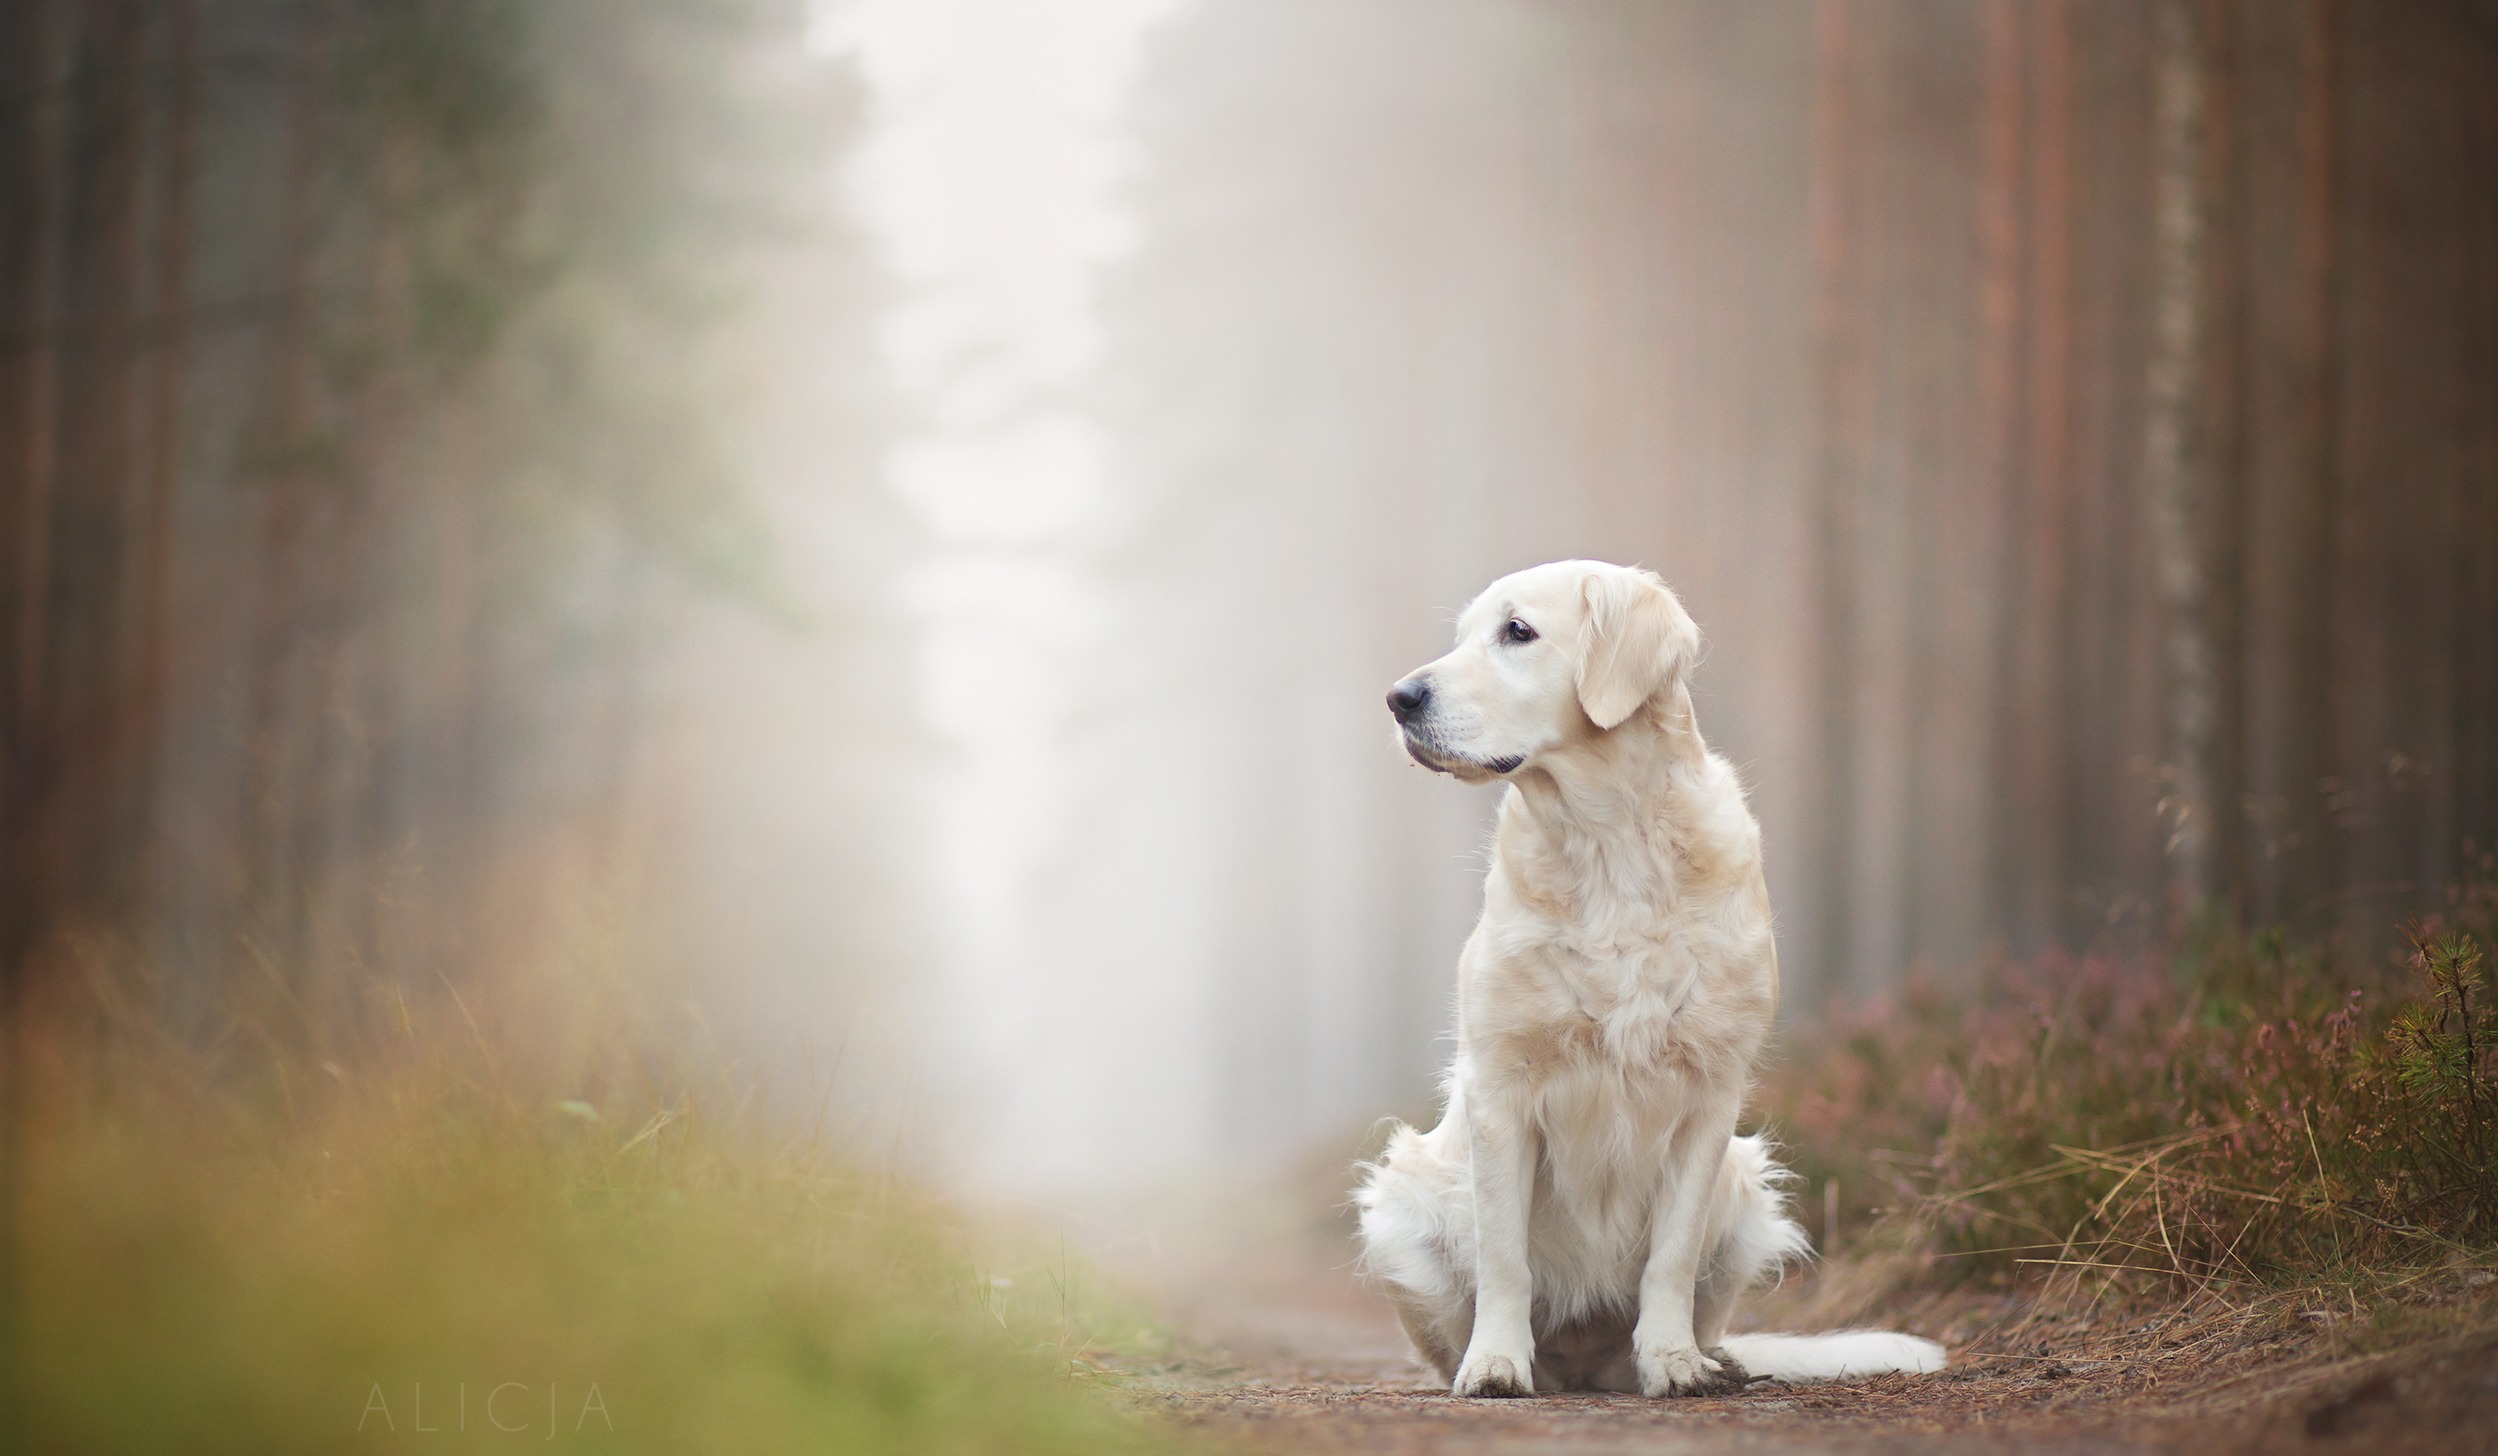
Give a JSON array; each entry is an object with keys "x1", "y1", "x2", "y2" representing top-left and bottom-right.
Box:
[{"x1": 1127, "y1": 1209, "x2": 2498, "y2": 1456}]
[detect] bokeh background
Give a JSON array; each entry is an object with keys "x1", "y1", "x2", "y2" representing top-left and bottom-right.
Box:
[{"x1": 4, "y1": 0, "x2": 2495, "y2": 1211}]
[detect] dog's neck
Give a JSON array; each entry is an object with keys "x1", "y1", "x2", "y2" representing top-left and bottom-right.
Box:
[{"x1": 1504, "y1": 684, "x2": 1707, "y2": 919}]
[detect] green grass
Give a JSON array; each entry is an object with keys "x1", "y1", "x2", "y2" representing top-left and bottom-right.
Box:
[{"x1": 13, "y1": 978, "x2": 1189, "y2": 1454}]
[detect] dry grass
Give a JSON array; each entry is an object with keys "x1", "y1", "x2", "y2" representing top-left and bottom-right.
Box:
[
  {"x1": 1756, "y1": 867, "x2": 2498, "y2": 1365},
  {"x1": 5, "y1": 911, "x2": 1190, "y2": 1455}
]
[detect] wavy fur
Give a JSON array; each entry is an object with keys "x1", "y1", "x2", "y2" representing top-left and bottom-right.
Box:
[{"x1": 1356, "y1": 562, "x2": 1944, "y2": 1397}]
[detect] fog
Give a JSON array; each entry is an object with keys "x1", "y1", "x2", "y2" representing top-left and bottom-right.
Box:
[
  {"x1": 6, "y1": 0, "x2": 2494, "y2": 1209},
  {"x1": 717, "y1": 0, "x2": 2498, "y2": 1197}
]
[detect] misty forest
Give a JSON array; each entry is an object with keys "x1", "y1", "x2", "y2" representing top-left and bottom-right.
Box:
[{"x1": 2, "y1": 2, "x2": 2495, "y2": 1453}]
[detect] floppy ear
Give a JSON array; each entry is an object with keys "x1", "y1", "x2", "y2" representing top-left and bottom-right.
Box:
[{"x1": 1572, "y1": 567, "x2": 1700, "y2": 731}]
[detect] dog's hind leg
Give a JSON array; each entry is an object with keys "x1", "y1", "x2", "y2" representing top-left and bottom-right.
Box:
[
  {"x1": 1354, "y1": 1120, "x2": 1476, "y2": 1382},
  {"x1": 1701, "y1": 1136, "x2": 1949, "y2": 1385},
  {"x1": 1386, "y1": 1285, "x2": 1470, "y2": 1382},
  {"x1": 1694, "y1": 1133, "x2": 1813, "y2": 1353}
]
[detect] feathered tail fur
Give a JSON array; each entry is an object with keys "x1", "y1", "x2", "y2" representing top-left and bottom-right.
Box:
[
  {"x1": 1721, "y1": 1330, "x2": 1948, "y2": 1383},
  {"x1": 1356, "y1": 1127, "x2": 1947, "y2": 1389},
  {"x1": 1713, "y1": 1137, "x2": 1945, "y2": 1384}
]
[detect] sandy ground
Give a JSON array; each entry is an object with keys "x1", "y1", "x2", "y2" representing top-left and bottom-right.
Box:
[{"x1": 1111, "y1": 1182, "x2": 2498, "y2": 1455}]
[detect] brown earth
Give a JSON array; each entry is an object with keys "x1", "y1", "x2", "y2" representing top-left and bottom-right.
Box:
[{"x1": 1116, "y1": 1190, "x2": 2498, "y2": 1455}]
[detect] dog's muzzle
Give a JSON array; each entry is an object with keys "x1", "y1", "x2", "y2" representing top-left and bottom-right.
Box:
[{"x1": 1389, "y1": 674, "x2": 1523, "y2": 777}]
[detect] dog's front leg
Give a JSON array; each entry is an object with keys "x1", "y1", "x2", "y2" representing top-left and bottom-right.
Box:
[
  {"x1": 1452, "y1": 1089, "x2": 1538, "y2": 1397},
  {"x1": 1634, "y1": 1101, "x2": 1744, "y2": 1397}
]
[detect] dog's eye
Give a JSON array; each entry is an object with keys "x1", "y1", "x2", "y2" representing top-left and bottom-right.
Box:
[{"x1": 1502, "y1": 618, "x2": 1538, "y2": 645}]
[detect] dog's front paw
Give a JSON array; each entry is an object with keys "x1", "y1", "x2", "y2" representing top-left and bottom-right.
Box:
[
  {"x1": 1638, "y1": 1343, "x2": 1744, "y2": 1398},
  {"x1": 1453, "y1": 1348, "x2": 1534, "y2": 1398}
]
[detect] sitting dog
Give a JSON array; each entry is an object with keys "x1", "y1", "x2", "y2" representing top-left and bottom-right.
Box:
[{"x1": 1354, "y1": 560, "x2": 1945, "y2": 1396}]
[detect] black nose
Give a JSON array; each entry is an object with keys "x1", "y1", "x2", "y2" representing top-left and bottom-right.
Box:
[{"x1": 1387, "y1": 677, "x2": 1430, "y2": 724}]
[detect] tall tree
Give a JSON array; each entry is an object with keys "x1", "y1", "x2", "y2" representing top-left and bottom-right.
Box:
[
  {"x1": 3, "y1": 0, "x2": 69, "y2": 947},
  {"x1": 130, "y1": 0, "x2": 203, "y2": 924},
  {"x1": 0, "y1": 1, "x2": 71, "y2": 1431},
  {"x1": 1808, "y1": 0, "x2": 1867, "y2": 998},
  {"x1": 2141, "y1": 0, "x2": 2225, "y2": 922},
  {"x1": 53, "y1": 0, "x2": 152, "y2": 918},
  {"x1": 2246, "y1": 0, "x2": 2346, "y2": 925},
  {"x1": 240, "y1": 15, "x2": 335, "y2": 1001},
  {"x1": 1989, "y1": 0, "x2": 2075, "y2": 951},
  {"x1": 1973, "y1": 0, "x2": 2031, "y2": 949}
]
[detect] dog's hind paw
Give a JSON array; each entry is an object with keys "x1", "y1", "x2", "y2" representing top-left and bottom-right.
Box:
[
  {"x1": 1453, "y1": 1348, "x2": 1534, "y2": 1398},
  {"x1": 1638, "y1": 1343, "x2": 1747, "y2": 1398}
]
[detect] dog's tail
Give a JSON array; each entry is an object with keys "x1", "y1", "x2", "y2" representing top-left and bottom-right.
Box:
[
  {"x1": 1717, "y1": 1136, "x2": 1946, "y2": 1384},
  {"x1": 1720, "y1": 1330, "x2": 1947, "y2": 1383}
]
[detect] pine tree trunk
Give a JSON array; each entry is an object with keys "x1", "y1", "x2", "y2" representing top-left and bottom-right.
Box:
[
  {"x1": 1808, "y1": 0, "x2": 1866, "y2": 999},
  {"x1": 55, "y1": 0, "x2": 152, "y2": 917},
  {"x1": 2281, "y1": 0, "x2": 2345, "y2": 923},
  {"x1": 0, "y1": 0, "x2": 70, "y2": 1424},
  {"x1": 130, "y1": 0, "x2": 202, "y2": 928},
  {"x1": 2204, "y1": 0, "x2": 2251, "y2": 922},
  {"x1": 2143, "y1": 0, "x2": 2221, "y2": 920},
  {"x1": 1977, "y1": 0, "x2": 2039, "y2": 948},
  {"x1": 242, "y1": 17, "x2": 332, "y2": 1001},
  {"x1": 2029, "y1": 0, "x2": 2076, "y2": 947}
]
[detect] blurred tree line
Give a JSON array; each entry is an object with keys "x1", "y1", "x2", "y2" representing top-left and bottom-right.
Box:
[
  {"x1": 1796, "y1": 0, "x2": 2498, "y2": 982},
  {"x1": 2, "y1": 0, "x2": 2493, "y2": 1179},
  {"x1": 0, "y1": 0, "x2": 875, "y2": 1047},
  {"x1": 1104, "y1": 0, "x2": 2498, "y2": 1149}
]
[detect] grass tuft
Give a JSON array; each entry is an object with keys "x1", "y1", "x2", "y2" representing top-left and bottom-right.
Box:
[
  {"x1": 1762, "y1": 880, "x2": 2498, "y2": 1312},
  {"x1": 11, "y1": 947, "x2": 1185, "y2": 1455}
]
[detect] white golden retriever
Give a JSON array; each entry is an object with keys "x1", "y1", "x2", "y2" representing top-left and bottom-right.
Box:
[{"x1": 1354, "y1": 560, "x2": 1944, "y2": 1396}]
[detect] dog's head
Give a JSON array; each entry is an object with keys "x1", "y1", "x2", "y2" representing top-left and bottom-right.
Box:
[{"x1": 1387, "y1": 560, "x2": 1699, "y2": 782}]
